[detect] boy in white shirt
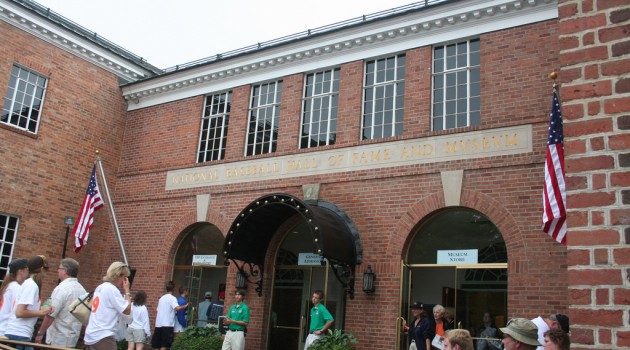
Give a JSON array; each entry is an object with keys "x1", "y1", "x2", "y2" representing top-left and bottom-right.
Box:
[{"x1": 151, "y1": 281, "x2": 189, "y2": 350}]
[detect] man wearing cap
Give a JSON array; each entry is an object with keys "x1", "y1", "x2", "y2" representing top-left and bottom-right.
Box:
[
  {"x1": 5, "y1": 255, "x2": 53, "y2": 350},
  {"x1": 531, "y1": 314, "x2": 569, "y2": 350},
  {"x1": 500, "y1": 318, "x2": 540, "y2": 350},
  {"x1": 0, "y1": 258, "x2": 29, "y2": 338},
  {"x1": 197, "y1": 291, "x2": 213, "y2": 327},
  {"x1": 35, "y1": 258, "x2": 87, "y2": 348}
]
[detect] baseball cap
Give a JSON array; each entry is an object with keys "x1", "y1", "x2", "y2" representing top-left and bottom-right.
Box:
[
  {"x1": 410, "y1": 301, "x2": 424, "y2": 309},
  {"x1": 500, "y1": 318, "x2": 541, "y2": 346},
  {"x1": 205, "y1": 291, "x2": 213, "y2": 298},
  {"x1": 27, "y1": 255, "x2": 48, "y2": 272},
  {"x1": 9, "y1": 258, "x2": 28, "y2": 273}
]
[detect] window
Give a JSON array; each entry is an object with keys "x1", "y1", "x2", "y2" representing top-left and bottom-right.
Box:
[
  {"x1": 1, "y1": 65, "x2": 48, "y2": 133},
  {"x1": 300, "y1": 68, "x2": 340, "y2": 148},
  {"x1": 0, "y1": 213, "x2": 19, "y2": 282},
  {"x1": 198, "y1": 91, "x2": 231, "y2": 162},
  {"x1": 362, "y1": 54, "x2": 405, "y2": 140},
  {"x1": 246, "y1": 81, "x2": 282, "y2": 156},
  {"x1": 432, "y1": 39, "x2": 480, "y2": 130}
]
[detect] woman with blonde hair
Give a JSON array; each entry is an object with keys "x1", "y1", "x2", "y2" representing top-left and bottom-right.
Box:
[
  {"x1": 443, "y1": 329, "x2": 474, "y2": 350},
  {"x1": 84, "y1": 262, "x2": 132, "y2": 350}
]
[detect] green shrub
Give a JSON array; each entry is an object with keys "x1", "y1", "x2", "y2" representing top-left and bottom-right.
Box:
[
  {"x1": 171, "y1": 326, "x2": 223, "y2": 350},
  {"x1": 308, "y1": 329, "x2": 358, "y2": 350},
  {"x1": 116, "y1": 340, "x2": 127, "y2": 350}
]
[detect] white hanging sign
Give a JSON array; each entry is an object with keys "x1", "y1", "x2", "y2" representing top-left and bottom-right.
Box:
[
  {"x1": 193, "y1": 254, "x2": 217, "y2": 266},
  {"x1": 437, "y1": 249, "x2": 478, "y2": 264},
  {"x1": 298, "y1": 253, "x2": 325, "y2": 266}
]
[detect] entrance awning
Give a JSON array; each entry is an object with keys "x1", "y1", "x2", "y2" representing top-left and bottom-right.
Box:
[{"x1": 222, "y1": 193, "x2": 362, "y2": 296}]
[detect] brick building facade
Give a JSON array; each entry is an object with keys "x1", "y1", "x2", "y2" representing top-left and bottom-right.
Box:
[{"x1": 1, "y1": 0, "x2": 628, "y2": 349}]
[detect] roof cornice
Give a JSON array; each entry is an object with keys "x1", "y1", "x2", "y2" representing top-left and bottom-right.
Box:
[
  {"x1": 0, "y1": 0, "x2": 159, "y2": 82},
  {"x1": 121, "y1": 0, "x2": 556, "y2": 110}
]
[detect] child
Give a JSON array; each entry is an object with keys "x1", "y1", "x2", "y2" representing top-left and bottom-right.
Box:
[{"x1": 126, "y1": 291, "x2": 151, "y2": 350}]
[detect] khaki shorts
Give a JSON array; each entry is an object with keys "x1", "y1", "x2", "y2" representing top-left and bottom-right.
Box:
[{"x1": 126, "y1": 327, "x2": 148, "y2": 343}]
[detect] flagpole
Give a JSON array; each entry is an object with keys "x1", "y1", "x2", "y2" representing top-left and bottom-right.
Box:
[{"x1": 95, "y1": 153, "x2": 129, "y2": 265}]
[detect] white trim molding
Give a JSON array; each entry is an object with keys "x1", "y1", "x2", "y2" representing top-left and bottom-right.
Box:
[
  {"x1": 0, "y1": 0, "x2": 158, "y2": 82},
  {"x1": 122, "y1": 0, "x2": 557, "y2": 110}
]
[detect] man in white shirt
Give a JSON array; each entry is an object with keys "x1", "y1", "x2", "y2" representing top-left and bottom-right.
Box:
[
  {"x1": 35, "y1": 258, "x2": 87, "y2": 347},
  {"x1": 151, "y1": 281, "x2": 189, "y2": 350},
  {"x1": 5, "y1": 255, "x2": 53, "y2": 350},
  {"x1": 531, "y1": 314, "x2": 569, "y2": 350}
]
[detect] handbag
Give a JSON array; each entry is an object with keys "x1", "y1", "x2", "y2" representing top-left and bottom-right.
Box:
[{"x1": 68, "y1": 291, "x2": 93, "y2": 325}]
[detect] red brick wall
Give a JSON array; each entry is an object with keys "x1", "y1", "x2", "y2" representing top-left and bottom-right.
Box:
[
  {"x1": 0, "y1": 21, "x2": 128, "y2": 297},
  {"x1": 114, "y1": 19, "x2": 564, "y2": 349},
  {"x1": 559, "y1": 1, "x2": 630, "y2": 348}
]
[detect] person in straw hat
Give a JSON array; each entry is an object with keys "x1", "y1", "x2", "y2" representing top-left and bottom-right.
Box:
[{"x1": 500, "y1": 318, "x2": 541, "y2": 350}]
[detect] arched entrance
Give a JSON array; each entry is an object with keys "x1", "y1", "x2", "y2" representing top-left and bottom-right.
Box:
[
  {"x1": 172, "y1": 222, "x2": 228, "y2": 326},
  {"x1": 401, "y1": 207, "x2": 507, "y2": 350},
  {"x1": 222, "y1": 193, "x2": 362, "y2": 350}
]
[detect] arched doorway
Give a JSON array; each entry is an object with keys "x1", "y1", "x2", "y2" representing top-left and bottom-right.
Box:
[
  {"x1": 172, "y1": 222, "x2": 228, "y2": 326},
  {"x1": 401, "y1": 207, "x2": 507, "y2": 349},
  {"x1": 222, "y1": 193, "x2": 361, "y2": 350}
]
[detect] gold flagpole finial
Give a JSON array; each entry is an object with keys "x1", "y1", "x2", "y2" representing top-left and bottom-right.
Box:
[
  {"x1": 95, "y1": 150, "x2": 100, "y2": 155},
  {"x1": 549, "y1": 72, "x2": 558, "y2": 80}
]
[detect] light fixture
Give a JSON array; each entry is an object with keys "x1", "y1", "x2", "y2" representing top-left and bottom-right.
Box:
[
  {"x1": 362, "y1": 265, "x2": 376, "y2": 294},
  {"x1": 235, "y1": 271, "x2": 248, "y2": 290},
  {"x1": 62, "y1": 216, "x2": 75, "y2": 259}
]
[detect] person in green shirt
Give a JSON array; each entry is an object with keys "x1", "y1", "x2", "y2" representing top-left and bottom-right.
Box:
[
  {"x1": 222, "y1": 289, "x2": 249, "y2": 350},
  {"x1": 304, "y1": 290, "x2": 334, "y2": 350}
]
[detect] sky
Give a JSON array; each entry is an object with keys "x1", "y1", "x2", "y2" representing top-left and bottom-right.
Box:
[{"x1": 33, "y1": 0, "x2": 416, "y2": 69}]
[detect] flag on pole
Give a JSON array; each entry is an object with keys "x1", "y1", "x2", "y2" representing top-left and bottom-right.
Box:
[
  {"x1": 542, "y1": 88, "x2": 567, "y2": 245},
  {"x1": 73, "y1": 165, "x2": 104, "y2": 252}
]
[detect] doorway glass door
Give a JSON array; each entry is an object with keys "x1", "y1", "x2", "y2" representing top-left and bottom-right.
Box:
[{"x1": 267, "y1": 222, "x2": 345, "y2": 350}]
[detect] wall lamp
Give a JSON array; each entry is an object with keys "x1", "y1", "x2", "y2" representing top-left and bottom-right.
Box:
[
  {"x1": 62, "y1": 216, "x2": 75, "y2": 259},
  {"x1": 235, "y1": 271, "x2": 248, "y2": 290},
  {"x1": 362, "y1": 265, "x2": 376, "y2": 294}
]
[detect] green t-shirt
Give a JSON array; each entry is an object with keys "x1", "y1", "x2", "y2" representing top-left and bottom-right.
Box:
[
  {"x1": 309, "y1": 303, "x2": 334, "y2": 332},
  {"x1": 226, "y1": 302, "x2": 250, "y2": 331}
]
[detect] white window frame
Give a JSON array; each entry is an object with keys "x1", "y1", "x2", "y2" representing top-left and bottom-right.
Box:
[
  {"x1": 361, "y1": 54, "x2": 406, "y2": 140},
  {"x1": 1, "y1": 65, "x2": 48, "y2": 134},
  {"x1": 431, "y1": 38, "x2": 480, "y2": 131},
  {"x1": 300, "y1": 68, "x2": 340, "y2": 149},
  {"x1": 0, "y1": 213, "x2": 19, "y2": 283},
  {"x1": 197, "y1": 91, "x2": 231, "y2": 163},
  {"x1": 245, "y1": 80, "x2": 283, "y2": 156}
]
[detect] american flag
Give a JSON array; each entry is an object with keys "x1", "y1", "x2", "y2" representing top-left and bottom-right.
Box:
[
  {"x1": 73, "y1": 165, "x2": 104, "y2": 252},
  {"x1": 542, "y1": 89, "x2": 567, "y2": 245}
]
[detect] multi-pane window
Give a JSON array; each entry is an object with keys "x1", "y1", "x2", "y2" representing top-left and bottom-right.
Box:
[
  {"x1": 0, "y1": 213, "x2": 19, "y2": 282},
  {"x1": 362, "y1": 54, "x2": 405, "y2": 140},
  {"x1": 432, "y1": 39, "x2": 480, "y2": 130},
  {"x1": 198, "y1": 92, "x2": 231, "y2": 162},
  {"x1": 300, "y1": 68, "x2": 340, "y2": 148},
  {"x1": 246, "y1": 81, "x2": 283, "y2": 156},
  {"x1": 1, "y1": 65, "x2": 48, "y2": 133}
]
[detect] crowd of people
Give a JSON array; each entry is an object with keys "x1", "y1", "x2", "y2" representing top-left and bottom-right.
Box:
[
  {"x1": 401, "y1": 302, "x2": 571, "y2": 350},
  {"x1": 0, "y1": 257, "x2": 250, "y2": 350},
  {"x1": 1, "y1": 255, "x2": 571, "y2": 350}
]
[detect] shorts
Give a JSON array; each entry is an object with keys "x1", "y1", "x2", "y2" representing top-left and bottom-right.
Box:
[
  {"x1": 85, "y1": 336, "x2": 116, "y2": 350},
  {"x1": 151, "y1": 327, "x2": 174, "y2": 349},
  {"x1": 126, "y1": 327, "x2": 147, "y2": 343}
]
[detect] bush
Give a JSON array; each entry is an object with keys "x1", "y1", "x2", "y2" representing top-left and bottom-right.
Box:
[
  {"x1": 116, "y1": 340, "x2": 127, "y2": 350},
  {"x1": 171, "y1": 326, "x2": 223, "y2": 350},
  {"x1": 308, "y1": 329, "x2": 358, "y2": 350}
]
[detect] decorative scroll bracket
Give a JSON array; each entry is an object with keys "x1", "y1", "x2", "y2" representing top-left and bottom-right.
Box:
[{"x1": 225, "y1": 258, "x2": 264, "y2": 297}]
